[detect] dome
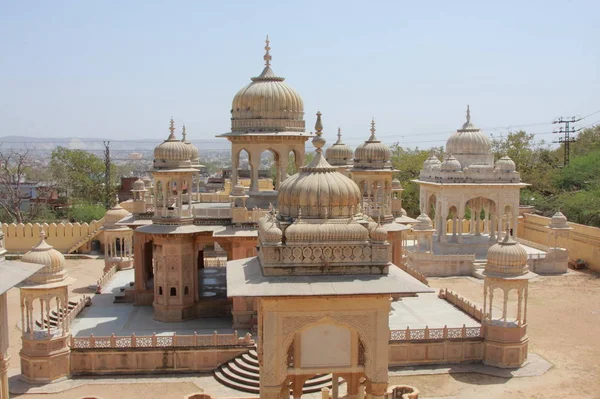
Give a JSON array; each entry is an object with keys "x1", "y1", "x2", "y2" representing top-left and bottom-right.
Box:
[
  {"x1": 104, "y1": 195, "x2": 131, "y2": 227},
  {"x1": 548, "y1": 211, "x2": 570, "y2": 230},
  {"x1": 22, "y1": 232, "x2": 68, "y2": 285},
  {"x1": 231, "y1": 37, "x2": 304, "y2": 133},
  {"x1": 231, "y1": 182, "x2": 247, "y2": 197},
  {"x1": 354, "y1": 119, "x2": 392, "y2": 168},
  {"x1": 262, "y1": 220, "x2": 283, "y2": 244},
  {"x1": 326, "y1": 128, "x2": 353, "y2": 166},
  {"x1": 142, "y1": 177, "x2": 153, "y2": 188},
  {"x1": 154, "y1": 118, "x2": 193, "y2": 168},
  {"x1": 278, "y1": 112, "x2": 362, "y2": 219},
  {"x1": 370, "y1": 222, "x2": 388, "y2": 242},
  {"x1": 392, "y1": 179, "x2": 403, "y2": 190},
  {"x1": 413, "y1": 213, "x2": 434, "y2": 231},
  {"x1": 495, "y1": 156, "x2": 516, "y2": 172},
  {"x1": 285, "y1": 218, "x2": 369, "y2": 243},
  {"x1": 441, "y1": 155, "x2": 462, "y2": 172},
  {"x1": 132, "y1": 178, "x2": 146, "y2": 191},
  {"x1": 485, "y1": 234, "x2": 529, "y2": 277},
  {"x1": 446, "y1": 106, "x2": 492, "y2": 166},
  {"x1": 423, "y1": 155, "x2": 441, "y2": 170},
  {"x1": 181, "y1": 125, "x2": 201, "y2": 168}
]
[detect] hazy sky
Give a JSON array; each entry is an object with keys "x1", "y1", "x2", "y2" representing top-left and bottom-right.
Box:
[{"x1": 1, "y1": 0, "x2": 599, "y2": 149}]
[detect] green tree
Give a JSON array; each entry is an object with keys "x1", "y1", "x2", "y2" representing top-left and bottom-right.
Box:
[
  {"x1": 67, "y1": 203, "x2": 106, "y2": 223},
  {"x1": 49, "y1": 147, "x2": 115, "y2": 206}
]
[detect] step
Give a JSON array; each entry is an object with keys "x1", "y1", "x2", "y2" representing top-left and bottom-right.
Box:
[
  {"x1": 224, "y1": 362, "x2": 258, "y2": 381},
  {"x1": 213, "y1": 369, "x2": 259, "y2": 394},
  {"x1": 217, "y1": 366, "x2": 260, "y2": 388},
  {"x1": 247, "y1": 349, "x2": 258, "y2": 360},
  {"x1": 304, "y1": 374, "x2": 333, "y2": 387},
  {"x1": 233, "y1": 357, "x2": 260, "y2": 374},
  {"x1": 240, "y1": 353, "x2": 259, "y2": 367}
]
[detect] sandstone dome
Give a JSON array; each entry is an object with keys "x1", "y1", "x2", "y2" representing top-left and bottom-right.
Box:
[
  {"x1": 485, "y1": 234, "x2": 529, "y2": 277},
  {"x1": 104, "y1": 196, "x2": 131, "y2": 228},
  {"x1": 132, "y1": 178, "x2": 146, "y2": 191},
  {"x1": 495, "y1": 156, "x2": 516, "y2": 172},
  {"x1": 441, "y1": 155, "x2": 462, "y2": 172},
  {"x1": 278, "y1": 112, "x2": 361, "y2": 219},
  {"x1": 423, "y1": 155, "x2": 441, "y2": 170},
  {"x1": 548, "y1": 211, "x2": 570, "y2": 229},
  {"x1": 231, "y1": 38, "x2": 304, "y2": 133},
  {"x1": 413, "y1": 213, "x2": 434, "y2": 231},
  {"x1": 22, "y1": 232, "x2": 68, "y2": 285},
  {"x1": 354, "y1": 119, "x2": 392, "y2": 168},
  {"x1": 370, "y1": 222, "x2": 388, "y2": 242},
  {"x1": 180, "y1": 125, "x2": 201, "y2": 168},
  {"x1": 446, "y1": 106, "x2": 492, "y2": 167},
  {"x1": 154, "y1": 118, "x2": 193, "y2": 168},
  {"x1": 326, "y1": 128, "x2": 353, "y2": 166}
]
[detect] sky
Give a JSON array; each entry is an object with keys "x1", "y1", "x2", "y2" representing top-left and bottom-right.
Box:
[{"x1": 1, "y1": 0, "x2": 599, "y2": 150}]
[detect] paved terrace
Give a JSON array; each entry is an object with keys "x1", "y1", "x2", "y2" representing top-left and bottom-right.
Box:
[{"x1": 71, "y1": 268, "x2": 481, "y2": 338}]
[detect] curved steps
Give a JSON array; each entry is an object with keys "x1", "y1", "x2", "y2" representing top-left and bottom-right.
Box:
[
  {"x1": 214, "y1": 348, "x2": 338, "y2": 394},
  {"x1": 35, "y1": 299, "x2": 80, "y2": 329}
]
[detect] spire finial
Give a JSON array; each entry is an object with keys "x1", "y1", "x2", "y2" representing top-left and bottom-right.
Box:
[
  {"x1": 181, "y1": 124, "x2": 187, "y2": 142},
  {"x1": 335, "y1": 127, "x2": 342, "y2": 144},
  {"x1": 168, "y1": 117, "x2": 176, "y2": 140},
  {"x1": 264, "y1": 35, "x2": 272, "y2": 67},
  {"x1": 312, "y1": 111, "x2": 326, "y2": 152},
  {"x1": 40, "y1": 230, "x2": 46, "y2": 241},
  {"x1": 466, "y1": 105, "x2": 471, "y2": 123},
  {"x1": 368, "y1": 117, "x2": 377, "y2": 140}
]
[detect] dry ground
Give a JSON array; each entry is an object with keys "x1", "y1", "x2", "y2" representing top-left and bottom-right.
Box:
[{"x1": 6, "y1": 260, "x2": 600, "y2": 399}]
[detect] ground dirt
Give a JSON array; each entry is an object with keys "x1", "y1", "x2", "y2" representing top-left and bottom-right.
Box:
[{"x1": 6, "y1": 262, "x2": 600, "y2": 399}]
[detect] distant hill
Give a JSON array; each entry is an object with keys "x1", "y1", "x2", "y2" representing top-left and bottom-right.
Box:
[{"x1": 0, "y1": 136, "x2": 231, "y2": 153}]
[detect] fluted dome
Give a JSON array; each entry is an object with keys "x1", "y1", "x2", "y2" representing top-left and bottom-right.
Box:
[
  {"x1": 154, "y1": 119, "x2": 193, "y2": 169},
  {"x1": 495, "y1": 156, "x2": 516, "y2": 172},
  {"x1": 441, "y1": 155, "x2": 462, "y2": 172},
  {"x1": 326, "y1": 128, "x2": 353, "y2": 166},
  {"x1": 413, "y1": 213, "x2": 434, "y2": 231},
  {"x1": 354, "y1": 119, "x2": 392, "y2": 169},
  {"x1": 231, "y1": 38, "x2": 304, "y2": 133},
  {"x1": 278, "y1": 113, "x2": 361, "y2": 219},
  {"x1": 446, "y1": 106, "x2": 493, "y2": 168},
  {"x1": 261, "y1": 217, "x2": 283, "y2": 244},
  {"x1": 104, "y1": 196, "x2": 131, "y2": 228},
  {"x1": 423, "y1": 155, "x2": 441, "y2": 170},
  {"x1": 142, "y1": 177, "x2": 153, "y2": 188},
  {"x1": 132, "y1": 178, "x2": 146, "y2": 191},
  {"x1": 370, "y1": 222, "x2": 388, "y2": 242},
  {"x1": 22, "y1": 233, "x2": 68, "y2": 285},
  {"x1": 181, "y1": 125, "x2": 201, "y2": 168},
  {"x1": 485, "y1": 234, "x2": 530, "y2": 277},
  {"x1": 286, "y1": 218, "x2": 369, "y2": 242},
  {"x1": 548, "y1": 211, "x2": 570, "y2": 229}
]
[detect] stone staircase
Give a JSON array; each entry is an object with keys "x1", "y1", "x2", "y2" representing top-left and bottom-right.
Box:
[
  {"x1": 35, "y1": 299, "x2": 82, "y2": 329},
  {"x1": 67, "y1": 218, "x2": 104, "y2": 254},
  {"x1": 214, "y1": 348, "x2": 336, "y2": 394}
]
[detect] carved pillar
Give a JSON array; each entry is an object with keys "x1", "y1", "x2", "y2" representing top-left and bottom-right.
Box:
[{"x1": 250, "y1": 155, "x2": 260, "y2": 192}]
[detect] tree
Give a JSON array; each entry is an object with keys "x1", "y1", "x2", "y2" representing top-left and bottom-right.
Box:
[
  {"x1": 0, "y1": 147, "x2": 57, "y2": 223},
  {"x1": 49, "y1": 147, "x2": 114, "y2": 205}
]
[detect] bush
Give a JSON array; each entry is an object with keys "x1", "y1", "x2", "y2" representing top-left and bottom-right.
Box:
[{"x1": 68, "y1": 203, "x2": 106, "y2": 223}]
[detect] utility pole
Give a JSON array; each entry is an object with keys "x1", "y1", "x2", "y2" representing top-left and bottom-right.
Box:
[
  {"x1": 553, "y1": 116, "x2": 580, "y2": 167},
  {"x1": 103, "y1": 141, "x2": 111, "y2": 209}
]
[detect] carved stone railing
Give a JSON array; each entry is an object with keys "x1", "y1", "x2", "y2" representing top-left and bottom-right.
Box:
[
  {"x1": 438, "y1": 288, "x2": 486, "y2": 322},
  {"x1": 67, "y1": 296, "x2": 90, "y2": 325},
  {"x1": 395, "y1": 262, "x2": 428, "y2": 286},
  {"x1": 96, "y1": 265, "x2": 117, "y2": 294},
  {"x1": 516, "y1": 237, "x2": 550, "y2": 252},
  {"x1": 204, "y1": 258, "x2": 227, "y2": 267},
  {"x1": 389, "y1": 324, "x2": 483, "y2": 342},
  {"x1": 70, "y1": 331, "x2": 254, "y2": 349},
  {"x1": 193, "y1": 207, "x2": 233, "y2": 219}
]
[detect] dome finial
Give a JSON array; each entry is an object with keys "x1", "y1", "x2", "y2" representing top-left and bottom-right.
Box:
[
  {"x1": 181, "y1": 124, "x2": 187, "y2": 142},
  {"x1": 369, "y1": 117, "x2": 377, "y2": 141},
  {"x1": 115, "y1": 193, "x2": 120, "y2": 206},
  {"x1": 466, "y1": 105, "x2": 471, "y2": 124},
  {"x1": 168, "y1": 117, "x2": 176, "y2": 140},
  {"x1": 264, "y1": 35, "x2": 272, "y2": 67},
  {"x1": 312, "y1": 111, "x2": 326, "y2": 152}
]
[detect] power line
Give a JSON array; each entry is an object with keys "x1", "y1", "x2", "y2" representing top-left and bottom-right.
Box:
[{"x1": 553, "y1": 116, "x2": 581, "y2": 167}]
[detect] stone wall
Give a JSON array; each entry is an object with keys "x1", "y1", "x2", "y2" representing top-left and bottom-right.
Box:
[
  {"x1": 518, "y1": 213, "x2": 600, "y2": 272},
  {"x1": 2, "y1": 220, "x2": 104, "y2": 253},
  {"x1": 388, "y1": 339, "x2": 483, "y2": 366},
  {"x1": 71, "y1": 347, "x2": 249, "y2": 375}
]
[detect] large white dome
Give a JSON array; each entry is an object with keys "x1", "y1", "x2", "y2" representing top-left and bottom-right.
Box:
[{"x1": 445, "y1": 106, "x2": 493, "y2": 167}]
